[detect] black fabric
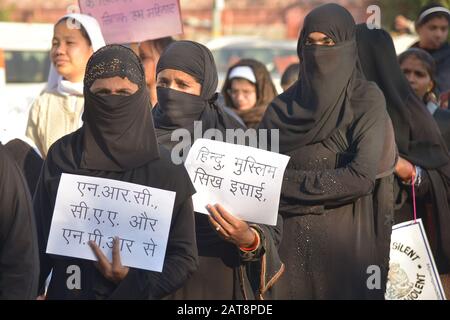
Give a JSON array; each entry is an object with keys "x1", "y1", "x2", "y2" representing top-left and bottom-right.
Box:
[
  {"x1": 84, "y1": 45, "x2": 144, "y2": 90},
  {"x1": 373, "y1": 174, "x2": 395, "y2": 295},
  {"x1": 259, "y1": 3, "x2": 366, "y2": 153},
  {"x1": 0, "y1": 144, "x2": 39, "y2": 299},
  {"x1": 34, "y1": 45, "x2": 198, "y2": 300},
  {"x1": 433, "y1": 108, "x2": 450, "y2": 150},
  {"x1": 153, "y1": 40, "x2": 283, "y2": 300},
  {"x1": 357, "y1": 24, "x2": 450, "y2": 169},
  {"x1": 154, "y1": 41, "x2": 244, "y2": 249},
  {"x1": 259, "y1": 3, "x2": 392, "y2": 299},
  {"x1": 427, "y1": 43, "x2": 450, "y2": 93},
  {"x1": 35, "y1": 137, "x2": 197, "y2": 299},
  {"x1": 156, "y1": 40, "x2": 216, "y2": 94},
  {"x1": 4, "y1": 138, "x2": 43, "y2": 196},
  {"x1": 152, "y1": 40, "x2": 245, "y2": 150},
  {"x1": 357, "y1": 25, "x2": 450, "y2": 273},
  {"x1": 275, "y1": 121, "x2": 387, "y2": 299},
  {"x1": 81, "y1": 45, "x2": 159, "y2": 172}
]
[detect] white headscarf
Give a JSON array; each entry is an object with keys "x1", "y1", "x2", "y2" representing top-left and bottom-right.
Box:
[{"x1": 46, "y1": 13, "x2": 106, "y2": 95}]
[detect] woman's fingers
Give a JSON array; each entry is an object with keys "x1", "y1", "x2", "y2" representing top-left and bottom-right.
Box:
[
  {"x1": 213, "y1": 204, "x2": 241, "y2": 229},
  {"x1": 112, "y1": 237, "x2": 123, "y2": 270},
  {"x1": 89, "y1": 241, "x2": 111, "y2": 275},
  {"x1": 207, "y1": 214, "x2": 228, "y2": 236},
  {"x1": 206, "y1": 204, "x2": 255, "y2": 248},
  {"x1": 207, "y1": 204, "x2": 232, "y2": 236}
]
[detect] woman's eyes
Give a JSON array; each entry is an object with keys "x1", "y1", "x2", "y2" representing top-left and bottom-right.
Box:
[
  {"x1": 157, "y1": 79, "x2": 191, "y2": 90},
  {"x1": 51, "y1": 40, "x2": 77, "y2": 47},
  {"x1": 415, "y1": 71, "x2": 427, "y2": 78},
  {"x1": 305, "y1": 38, "x2": 335, "y2": 46}
]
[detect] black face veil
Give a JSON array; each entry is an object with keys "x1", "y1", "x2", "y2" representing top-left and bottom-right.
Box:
[
  {"x1": 152, "y1": 40, "x2": 244, "y2": 140},
  {"x1": 81, "y1": 44, "x2": 160, "y2": 172},
  {"x1": 259, "y1": 3, "x2": 369, "y2": 153}
]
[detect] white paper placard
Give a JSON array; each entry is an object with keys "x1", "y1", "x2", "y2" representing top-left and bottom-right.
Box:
[
  {"x1": 385, "y1": 219, "x2": 446, "y2": 300},
  {"x1": 184, "y1": 139, "x2": 290, "y2": 226},
  {"x1": 79, "y1": 0, "x2": 183, "y2": 44},
  {"x1": 46, "y1": 173, "x2": 176, "y2": 272}
]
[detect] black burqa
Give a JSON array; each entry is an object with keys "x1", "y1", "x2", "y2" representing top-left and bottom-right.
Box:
[
  {"x1": 153, "y1": 40, "x2": 284, "y2": 300},
  {"x1": 0, "y1": 143, "x2": 39, "y2": 299},
  {"x1": 4, "y1": 138, "x2": 43, "y2": 196},
  {"x1": 33, "y1": 45, "x2": 198, "y2": 300},
  {"x1": 259, "y1": 4, "x2": 394, "y2": 299},
  {"x1": 357, "y1": 24, "x2": 450, "y2": 274},
  {"x1": 433, "y1": 108, "x2": 450, "y2": 151}
]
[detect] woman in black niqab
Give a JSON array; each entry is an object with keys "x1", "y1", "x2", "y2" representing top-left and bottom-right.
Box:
[
  {"x1": 152, "y1": 40, "x2": 284, "y2": 300},
  {"x1": 357, "y1": 24, "x2": 450, "y2": 275},
  {"x1": 152, "y1": 40, "x2": 245, "y2": 151},
  {"x1": 33, "y1": 44, "x2": 198, "y2": 300},
  {"x1": 259, "y1": 3, "x2": 395, "y2": 299}
]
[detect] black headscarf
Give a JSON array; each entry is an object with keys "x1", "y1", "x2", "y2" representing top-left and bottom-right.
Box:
[
  {"x1": 81, "y1": 45, "x2": 159, "y2": 172},
  {"x1": 356, "y1": 24, "x2": 450, "y2": 169},
  {"x1": 152, "y1": 40, "x2": 245, "y2": 248},
  {"x1": 259, "y1": 3, "x2": 379, "y2": 153},
  {"x1": 152, "y1": 40, "x2": 245, "y2": 145}
]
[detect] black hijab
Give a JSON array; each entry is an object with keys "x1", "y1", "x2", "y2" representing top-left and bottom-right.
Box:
[
  {"x1": 259, "y1": 3, "x2": 378, "y2": 153},
  {"x1": 81, "y1": 45, "x2": 159, "y2": 172},
  {"x1": 356, "y1": 24, "x2": 450, "y2": 169},
  {"x1": 152, "y1": 40, "x2": 245, "y2": 145},
  {"x1": 152, "y1": 41, "x2": 246, "y2": 248}
]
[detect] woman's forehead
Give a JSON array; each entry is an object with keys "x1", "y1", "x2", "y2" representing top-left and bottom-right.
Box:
[
  {"x1": 307, "y1": 32, "x2": 333, "y2": 38},
  {"x1": 54, "y1": 21, "x2": 84, "y2": 36},
  {"x1": 231, "y1": 78, "x2": 255, "y2": 88},
  {"x1": 401, "y1": 56, "x2": 429, "y2": 71},
  {"x1": 423, "y1": 15, "x2": 450, "y2": 27},
  {"x1": 158, "y1": 68, "x2": 198, "y2": 81}
]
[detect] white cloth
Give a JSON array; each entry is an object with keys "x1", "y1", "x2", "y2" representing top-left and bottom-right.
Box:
[
  {"x1": 418, "y1": 7, "x2": 450, "y2": 24},
  {"x1": 46, "y1": 13, "x2": 106, "y2": 93},
  {"x1": 57, "y1": 79, "x2": 83, "y2": 97},
  {"x1": 228, "y1": 66, "x2": 257, "y2": 84},
  {"x1": 426, "y1": 101, "x2": 439, "y2": 115}
]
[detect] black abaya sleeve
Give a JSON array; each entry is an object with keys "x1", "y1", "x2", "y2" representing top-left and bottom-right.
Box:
[
  {"x1": 238, "y1": 215, "x2": 284, "y2": 300},
  {"x1": 0, "y1": 148, "x2": 39, "y2": 299},
  {"x1": 32, "y1": 158, "x2": 57, "y2": 295},
  {"x1": 281, "y1": 105, "x2": 386, "y2": 206},
  {"x1": 108, "y1": 198, "x2": 198, "y2": 299}
]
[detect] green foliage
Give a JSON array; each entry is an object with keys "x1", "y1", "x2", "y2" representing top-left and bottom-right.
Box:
[{"x1": 0, "y1": 4, "x2": 14, "y2": 22}]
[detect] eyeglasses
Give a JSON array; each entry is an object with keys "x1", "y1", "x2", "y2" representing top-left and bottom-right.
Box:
[{"x1": 227, "y1": 89, "x2": 256, "y2": 99}]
